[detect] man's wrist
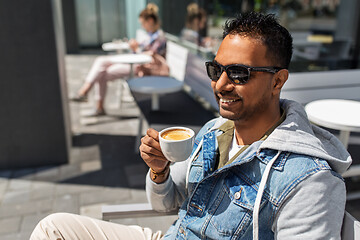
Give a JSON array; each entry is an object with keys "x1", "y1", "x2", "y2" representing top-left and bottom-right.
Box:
[{"x1": 150, "y1": 163, "x2": 170, "y2": 183}]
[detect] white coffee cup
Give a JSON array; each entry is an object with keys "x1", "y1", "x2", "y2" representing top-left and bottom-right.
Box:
[{"x1": 159, "y1": 126, "x2": 195, "y2": 162}]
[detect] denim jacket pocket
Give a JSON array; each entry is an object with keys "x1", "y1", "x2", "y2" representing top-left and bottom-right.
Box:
[{"x1": 205, "y1": 184, "x2": 255, "y2": 239}]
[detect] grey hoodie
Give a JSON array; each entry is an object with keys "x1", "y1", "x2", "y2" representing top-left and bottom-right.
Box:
[
  {"x1": 263, "y1": 99, "x2": 352, "y2": 174},
  {"x1": 146, "y1": 99, "x2": 352, "y2": 239}
]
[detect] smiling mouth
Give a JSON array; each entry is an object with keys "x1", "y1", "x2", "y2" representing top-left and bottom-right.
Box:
[{"x1": 220, "y1": 98, "x2": 240, "y2": 103}]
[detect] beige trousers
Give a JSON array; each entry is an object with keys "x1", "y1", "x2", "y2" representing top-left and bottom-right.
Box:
[
  {"x1": 84, "y1": 56, "x2": 134, "y2": 101},
  {"x1": 30, "y1": 213, "x2": 163, "y2": 240}
]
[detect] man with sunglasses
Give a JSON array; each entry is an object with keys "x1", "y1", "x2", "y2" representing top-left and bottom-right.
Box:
[
  {"x1": 141, "y1": 12, "x2": 351, "y2": 239},
  {"x1": 30, "y1": 12, "x2": 351, "y2": 240}
]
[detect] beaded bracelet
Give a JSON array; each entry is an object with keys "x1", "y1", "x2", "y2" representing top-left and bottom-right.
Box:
[{"x1": 150, "y1": 163, "x2": 170, "y2": 181}]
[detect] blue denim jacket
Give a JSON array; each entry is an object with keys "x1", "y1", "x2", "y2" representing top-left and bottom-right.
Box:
[
  {"x1": 163, "y1": 119, "x2": 336, "y2": 240},
  {"x1": 154, "y1": 100, "x2": 351, "y2": 239}
]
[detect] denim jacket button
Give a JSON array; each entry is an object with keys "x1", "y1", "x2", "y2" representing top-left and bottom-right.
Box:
[
  {"x1": 179, "y1": 227, "x2": 185, "y2": 234},
  {"x1": 234, "y1": 191, "x2": 241, "y2": 200}
]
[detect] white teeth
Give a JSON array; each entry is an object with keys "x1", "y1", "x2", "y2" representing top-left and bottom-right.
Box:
[{"x1": 220, "y1": 99, "x2": 237, "y2": 103}]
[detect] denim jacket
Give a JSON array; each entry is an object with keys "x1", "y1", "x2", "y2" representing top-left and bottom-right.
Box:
[{"x1": 147, "y1": 99, "x2": 352, "y2": 239}]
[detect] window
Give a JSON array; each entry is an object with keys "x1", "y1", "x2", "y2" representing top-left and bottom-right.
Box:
[{"x1": 159, "y1": 0, "x2": 360, "y2": 72}]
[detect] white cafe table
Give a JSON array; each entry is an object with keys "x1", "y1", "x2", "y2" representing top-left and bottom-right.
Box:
[
  {"x1": 305, "y1": 99, "x2": 360, "y2": 178},
  {"x1": 128, "y1": 76, "x2": 183, "y2": 111},
  {"x1": 102, "y1": 42, "x2": 130, "y2": 54},
  {"x1": 109, "y1": 53, "x2": 152, "y2": 78}
]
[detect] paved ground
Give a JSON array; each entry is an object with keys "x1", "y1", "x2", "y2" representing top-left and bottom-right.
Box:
[
  {"x1": 0, "y1": 53, "x2": 359, "y2": 239},
  {"x1": 0, "y1": 54, "x2": 177, "y2": 239}
]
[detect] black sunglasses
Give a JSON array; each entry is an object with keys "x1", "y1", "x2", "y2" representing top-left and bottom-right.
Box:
[{"x1": 205, "y1": 61, "x2": 283, "y2": 85}]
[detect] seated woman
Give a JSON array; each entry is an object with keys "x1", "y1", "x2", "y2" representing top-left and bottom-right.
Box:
[
  {"x1": 180, "y1": 3, "x2": 211, "y2": 47},
  {"x1": 71, "y1": 3, "x2": 167, "y2": 116}
]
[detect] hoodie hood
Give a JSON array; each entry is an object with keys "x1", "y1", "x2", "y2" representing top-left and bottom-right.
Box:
[{"x1": 259, "y1": 99, "x2": 352, "y2": 174}]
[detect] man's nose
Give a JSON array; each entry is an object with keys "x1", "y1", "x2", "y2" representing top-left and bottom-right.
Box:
[{"x1": 215, "y1": 71, "x2": 234, "y2": 92}]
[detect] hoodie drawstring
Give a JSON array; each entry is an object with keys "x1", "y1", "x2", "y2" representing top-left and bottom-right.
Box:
[{"x1": 253, "y1": 151, "x2": 281, "y2": 240}]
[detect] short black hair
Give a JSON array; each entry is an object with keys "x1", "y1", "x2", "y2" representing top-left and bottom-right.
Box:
[{"x1": 223, "y1": 12, "x2": 293, "y2": 69}]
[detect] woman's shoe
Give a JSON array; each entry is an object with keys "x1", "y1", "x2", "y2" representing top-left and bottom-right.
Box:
[{"x1": 70, "y1": 95, "x2": 88, "y2": 102}]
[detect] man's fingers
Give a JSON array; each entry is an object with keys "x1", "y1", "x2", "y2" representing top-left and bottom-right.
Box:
[
  {"x1": 140, "y1": 151, "x2": 167, "y2": 164},
  {"x1": 147, "y1": 128, "x2": 160, "y2": 141},
  {"x1": 141, "y1": 133, "x2": 161, "y2": 151},
  {"x1": 140, "y1": 147, "x2": 169, "y2": 172},
  {"x1": 139, "y1": 128, "x2": 168, "y2": 170},
  {"x1": 139, "y1": 140, "x2": 165, "y2": 158}
]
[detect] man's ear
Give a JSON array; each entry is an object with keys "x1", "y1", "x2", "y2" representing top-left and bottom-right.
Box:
[{"x1": 272, "y1": 69, "x2": 289, "y2": 94}]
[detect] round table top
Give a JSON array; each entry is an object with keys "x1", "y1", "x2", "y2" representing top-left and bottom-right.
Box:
[
  {"x1": 102, "y1": 42, "x2": 130, "y2": 51},
  {"x1": 128, "y1": 76, "x2": 183, "y2": 94},
  {"x1": 305, "y1": 99, "x2": 360, "y2": 132},
  {"x1": 109, "y1": 54, "x2": 152, "y2": 64}
]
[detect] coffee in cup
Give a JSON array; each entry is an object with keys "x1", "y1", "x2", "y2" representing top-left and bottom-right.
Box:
[
  {"x1": 159, "y1": 126, "x2": 195, "y2": 162},
  {"x1": 161, "y1": 128, "x2": 192, "y2": 141}
]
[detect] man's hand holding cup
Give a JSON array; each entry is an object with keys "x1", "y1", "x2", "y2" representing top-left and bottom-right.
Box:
[{"x1": 140, "y1": 127, "x2": 195, "y2": 183}]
